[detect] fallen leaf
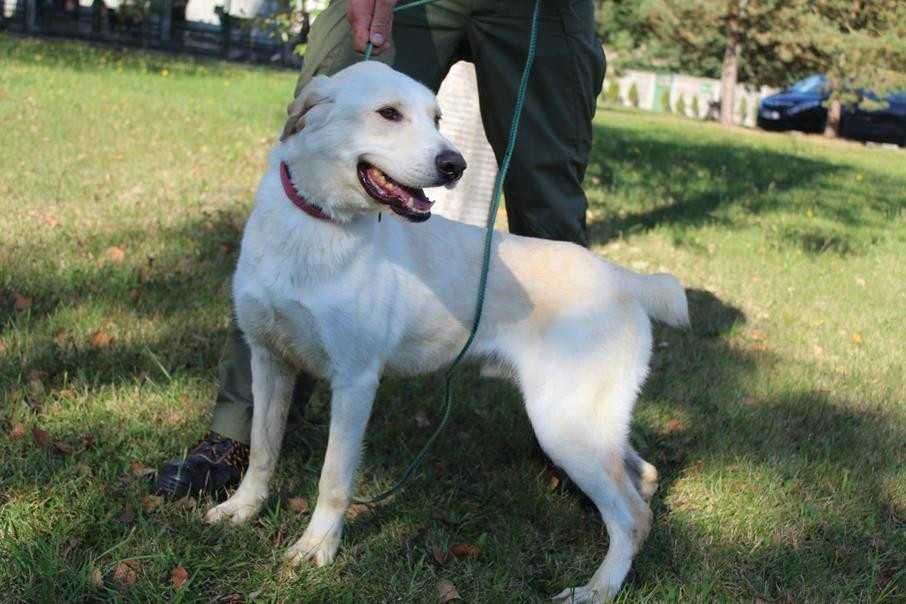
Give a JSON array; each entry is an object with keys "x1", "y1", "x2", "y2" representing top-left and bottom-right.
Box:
[
  {"x1": 547, "y1": 470, "x2": 561, "y2": 491},
  {"x1": 288, "y1": 497, "x2": 310, "y2": 514},
  {"x1": 112, "y1": 560, "x2": 140, "y2": 589},
  {"x1": 53, "y1": 440, "x2": 74, "y2": 455},
  {"x1": 41, "y1": 213, "x2": 59, "y2": 227},
  {"x1": 141, "y1": 495, "x2": 163, "y2": 513},
  {"x1": 345, "y1": 503, "x2": 370, "y2": 520},
  {"x1": 118, "y1": 505, "x2": 135, "y2": 524},
  {"x1": 105, "y1": 246, "x2": 126, "y2": 263},
  {"x1": 13, "y1": 292, "x2": 33, "y2": 311},
  {"x1": 851, "y1": 332, "x2": 863, "y2": 344},
  {"x1": 450, "y1": 543, "x2": 480, "y2": 559},
  {"x1": 0, "y1": 339, "x2": 7, "y2": 354},
  {"x1": 170, "y1": 565, "x2": 189, "y2": 589},
  {"x1": 130, "y1": 461, "x2": 155, "y2": 478},
  {"x1": 90, "y1": 329, "x2": 113, "y2": 348},
  {"x1": 89, "y1": 567, "x2": 103, "y2": 588},
  {"x1": 664, "y1": 418, "x2": 686, "y2": 434},
  {"x1": 437, "y1": 579, "x2": 461, "y2": 602},
  {"x1": 414, "y1": 410, "x2": 431, "y2": 429},
  {"x1": 9, "y1": 423, "x2": 26, "y2": 439},
  {"x1": 749, "y1": 329, "x2": 767, "y2": 341},
  {"x1": 219, "y1": 594, "x2": 243, "y2": 603},
  {"x1": 32, "y1": 426, "x2": 51, "y2": 447}
]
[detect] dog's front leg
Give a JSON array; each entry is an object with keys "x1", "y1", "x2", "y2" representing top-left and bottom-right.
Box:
[
  {"x1": 285, "y1": 372, "x2": 378, "y2": 567},
  {"x1": 205, "y1": 344, "x2": 294, "y2": 525}
]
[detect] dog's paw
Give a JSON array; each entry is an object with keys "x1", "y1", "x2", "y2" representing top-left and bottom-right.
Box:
[
  {"x1": 552, "y1": 585, "x2": 616, "y2": 603},
  {"x1": 283, "y1": 524, "x2": 342, "y2": 567},
  {"x1": 204, "y1": 494, "x2": 264, "y2": 526}
]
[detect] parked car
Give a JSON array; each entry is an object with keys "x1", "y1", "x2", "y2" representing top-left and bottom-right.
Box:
[
  {"x1": 840, "y1": 91, "x2": 906, "y2": 147},
  {"x1": 757, "y1": 74, "x2": 829, "y2": 133},
  {"x1": 758, "y1": 75, "x2": 906, "y2": 146}
]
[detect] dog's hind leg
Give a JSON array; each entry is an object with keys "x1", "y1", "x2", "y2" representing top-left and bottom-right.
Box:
[
  {"x1": 624, "y1": 445, "x2": 658, "y2": 503},
  {"x1": 206, "y1": 345, "x2": 295, "y2": 525},
  {"x1": 285, "y1": 371, "x2": 379, "y2": 567},
  {"x1": 526, "y1": 389, "x2": 651, "y2": 603}
]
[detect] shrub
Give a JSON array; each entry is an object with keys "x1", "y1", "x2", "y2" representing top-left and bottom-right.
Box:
[
  {"x1": 691, "y1": 95, "x2": 701, "y2": 118},
  {"x1": 660, "y1": 91, "x2": 672, "y2": 113},
  {"x1": 675, "y1": 94, "x2": 686, "y2": 116},
  {"x1": 604, "y1": 79, "x2": 621, "y2": 104},
  {"x1": 628, "y1": 82, "x2": 640, "y2": 108}
]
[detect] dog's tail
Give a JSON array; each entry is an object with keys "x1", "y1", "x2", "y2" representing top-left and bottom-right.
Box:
[{"x1": 628, "y1": 272, "x2": 690, "y2": 328}]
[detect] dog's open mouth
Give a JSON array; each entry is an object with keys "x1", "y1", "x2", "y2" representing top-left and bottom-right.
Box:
[{"x1": 357, "y1": 162, "x2": 433, "y2": 223}]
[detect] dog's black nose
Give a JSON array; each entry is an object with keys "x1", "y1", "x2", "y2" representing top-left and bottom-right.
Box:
[{"x1": 436, "y1": 150, "x2": 466, "y2": 182}]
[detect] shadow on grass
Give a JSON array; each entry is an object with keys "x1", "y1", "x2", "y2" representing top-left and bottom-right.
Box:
[{"x1": 584, "y1": 121, "x2": 904, "y2": 254}]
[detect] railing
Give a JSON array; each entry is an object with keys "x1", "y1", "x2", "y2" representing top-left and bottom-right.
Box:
[{"x1": 0, "y1": 0, "x2": 303, "y2": 68}]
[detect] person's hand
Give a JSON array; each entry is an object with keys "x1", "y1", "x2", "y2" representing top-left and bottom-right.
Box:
[{"x1": 348, "y1": 0, "x2": 397, "y2": 55}]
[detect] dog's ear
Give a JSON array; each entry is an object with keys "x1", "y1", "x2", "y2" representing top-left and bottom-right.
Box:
[{"x1": 280, "y1": 75, "x2": 332, "y2": 142}]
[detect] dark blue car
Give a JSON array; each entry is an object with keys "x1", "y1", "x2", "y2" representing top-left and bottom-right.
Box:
[{"x1": 757, "y1": 75, "x2": 906, "y2": 146}]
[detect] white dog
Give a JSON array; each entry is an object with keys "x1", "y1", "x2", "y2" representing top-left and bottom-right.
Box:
[{"x1": 205, "y1": 61, "x2": 689, "y2": 602}]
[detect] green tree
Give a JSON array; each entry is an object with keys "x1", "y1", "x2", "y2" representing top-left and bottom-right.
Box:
[
  {"x1": 675, "y1": 93, "x2": 686, "y2": 116},
  {"x1": 637, "y1": 1, "x2": 905, "y2": 132},
  {"x1": 691, "y1": 95, "x2": 701, "y2": 118},
  {"x1": 660, "y1": 91, "x2": 672, "y2": 113}
]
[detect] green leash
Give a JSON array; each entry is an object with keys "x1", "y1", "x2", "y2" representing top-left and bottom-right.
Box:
[{"x1": 354, "y1": 0, "x2": 542, "y2": 504}]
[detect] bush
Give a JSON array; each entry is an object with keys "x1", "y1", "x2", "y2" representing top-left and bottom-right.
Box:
[
  {"x1": 675, "y1": 94, "x2": 686, "y2": 116},
  {"x1": 604, "y1": 79, "x2": 621, "y2": 104},
  {"x1": 628, "y1": 82, "x2": 640, "y2": 108},
  {"x1": 691, "y1": 95, "x2": 701, "y2": 118},
  {"x1": 660, "y1": 91, "x2": 672, "y2": 113}
]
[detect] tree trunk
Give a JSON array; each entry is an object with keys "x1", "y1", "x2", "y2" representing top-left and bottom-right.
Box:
[
  {"x1": 720, "y1": 2, "x2": 742, "y2": 126},
  {"x1": 824, "y1": 99, "x2": 842, "y2": 138}
]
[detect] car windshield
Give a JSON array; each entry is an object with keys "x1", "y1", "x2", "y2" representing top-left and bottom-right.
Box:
[{"x1": 788, "y1": 75, "x2": 827, "y2": 95}]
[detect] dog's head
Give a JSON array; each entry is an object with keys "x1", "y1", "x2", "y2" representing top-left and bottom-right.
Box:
[{"x1": 278, "y1": 62, "x2": 466, "y2": 223}]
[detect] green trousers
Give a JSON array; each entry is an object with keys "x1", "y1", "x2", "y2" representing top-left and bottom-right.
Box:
[{"x1": 212, "y1": 0, "x2": 605, "y2": 444}]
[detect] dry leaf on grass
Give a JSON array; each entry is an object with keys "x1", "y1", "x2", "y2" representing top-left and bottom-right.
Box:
[
  {"x1": 130, "y1": 461, "x2": 156, "y2": 478},
  {"x1": 664, "y1": 418, "x2": 686, "y2": 434},
  {"x1": 112, "y1": 560, "x2": 140, "y2": 589},
  {"x1": 142, "y1": 495, "x2": 163, "y2": 513},
  {"x1": 90, "y1": 329, "x2": 113, "y2": 348},
  {"x1": 13, "y1": 292, "x2": 33, "y2": 312},
  {"x1": 170, "y1": 565, "x2": 189, "y2": 589},
  {"x1": 436, "y1": 579, "x2": 461, "y2": 602},
  {"x1": 41, "y1": 213, "x2": 59, "y2": 227},
  {"x1": 9, "y1": 423, "x2": 26, "y2": 439},
  {"x1": 32, "y1": 426, "x2": 51, "y2": 447},
  {"x1": 288, "y1": 497, "x2": 310, "y2": 514},
  {"x1": 0, "y1": 339, "x2": 7, "y2": 354},
  {"x1": 105, "y1": 246, "x2": 126, "y2": 263},
  {"x1": 89, "y1": 567, "x2": 103, "y2": 588},
  {"x1": 345, "y1": 503, "x2": 370, "y2": 520},
  {"x1": 450, "y1": 543, "x2": 480, "y2": 559}
]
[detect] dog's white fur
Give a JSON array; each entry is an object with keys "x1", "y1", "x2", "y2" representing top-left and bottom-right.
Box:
[{"x1": 205, "y1": 62, "x2": 689, "y2": 602}]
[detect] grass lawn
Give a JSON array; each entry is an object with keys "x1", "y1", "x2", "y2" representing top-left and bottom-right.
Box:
[{"x1": 1, "y1": 36, "x2": 904, "y2": 603}]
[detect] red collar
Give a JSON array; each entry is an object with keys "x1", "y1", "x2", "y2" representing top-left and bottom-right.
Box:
[{"x1": 280, "y1": 162, "x2": 334, "y2": 222}]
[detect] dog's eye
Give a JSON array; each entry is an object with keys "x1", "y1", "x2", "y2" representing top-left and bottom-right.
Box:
[{"x1": 377, "y1": 106, "x2": 403, "y2": 122}]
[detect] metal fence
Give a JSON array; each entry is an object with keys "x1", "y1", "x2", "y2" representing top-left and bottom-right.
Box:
[{"x1": 0, "y1": 0, "x2": 303, "y2": 68}]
